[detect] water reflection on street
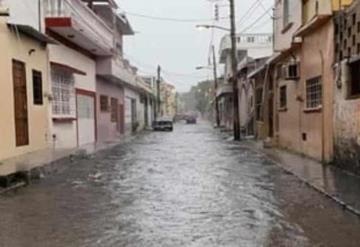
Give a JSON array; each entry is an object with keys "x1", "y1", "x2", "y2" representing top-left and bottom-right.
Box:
[{"x1": 1, "y1": 122, "x2": 360, "y2": 247}]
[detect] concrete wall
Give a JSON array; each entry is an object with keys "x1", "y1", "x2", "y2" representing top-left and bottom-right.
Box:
[
  {"x1": 0, "y1": 19, "x2": 49, "y2": 160},
  {"x1": 275, "y1": 21, "x2": 334, "y2": 162},
  {"x1": 3, "y1": 0, "x2": 43, "y2": 31},
  {"x1": 334, "y1": 60, "x2": 360, "y2": 174},
  {"x1": 273, "y1": 0, "x2": 302, "y2": 51},
  {"x1": 300, "y1": 21, "x2": 334, "y2": 161},
  {"x1": 124, "y1": 87, "x2": 141, "y2": 135},
  {"x1": 276, "y1": 53, "x2": 302, "y2": 154},
  {"x1": 303, "y1": 0, "x2": 332, "y2": 22},
  {"x1": 96, "y1": 77, "x2": 124, "y2": 143},
  {"x1": 49, "y1": 44, "x2": 96, "y2": 149},
  {"x1": 239, "y1": 78, "x2": 255, "y2": 134}
]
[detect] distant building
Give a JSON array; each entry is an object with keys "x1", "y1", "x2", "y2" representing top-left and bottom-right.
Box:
[{"x1": 218, "y1": 33, "x2": 273, "y2": 131}]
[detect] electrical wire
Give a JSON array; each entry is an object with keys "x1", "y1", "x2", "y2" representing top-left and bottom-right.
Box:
[
  {"x1": 255, "y1": 0, "x2": 273, "y2": 19},
  {"x1": 239, "y1": 6, "x2": 273, "y2": 33},
  {"x1": 236, "y1": 0, "x2": 262, "y2": 27},
  {"x1": 124, "y1": 11, "x2": 229, "y2": 23}
]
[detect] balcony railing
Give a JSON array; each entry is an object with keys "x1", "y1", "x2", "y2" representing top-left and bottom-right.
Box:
[{"x1": 44, "y1": 0, "x2": 114, "y2": 54}]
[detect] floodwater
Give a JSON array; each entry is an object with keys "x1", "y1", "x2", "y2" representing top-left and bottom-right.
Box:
[{"x1": 0, "y1": 122, "x2": 360, "y2": 247}]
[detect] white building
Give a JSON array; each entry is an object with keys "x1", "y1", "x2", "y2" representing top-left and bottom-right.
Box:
[{"x1": 218, "y1": 33, "x2": 273, "y2": 133}]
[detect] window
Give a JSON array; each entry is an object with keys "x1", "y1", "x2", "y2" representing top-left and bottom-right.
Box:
[
  {"x1": 306, "y1": 76, "x2": 322, "y2": 109},
  {"x1": 111, "y1": 97, "x2": 118, "y2": 122},
  {"x1": 349, "y1": 60, "x2": 360, "y2": 97},
  {"x1": 52, "y1": 70, "x2": 74, "y2": 115},
  {"x1": 255, "y1": 88, "x2": 263, "y2": 121},
  {"x1": 353, "y1": 13, "x2": 356, "y2": 25},
  {"x1": 284, "y1": 63, "x2": 299, "y2": 80},
  {"x1": 280, "y1": 85, "x2": 287, "y2": 109},
  {"x1": 100, "y1": 95, "x2": 109, "y2": 112},
  {"x1": 32, "y1": 70, "x2": 43, "y2": 105},
  {"x1": 247, "y1": 36, "x2": 255, "y2": 43},
  {"x1": 283, "y1": 0, "x2": 290, "y2": 27},
  {"x1": 288, "y1": 64, "x2": 299, "y2": 78}
]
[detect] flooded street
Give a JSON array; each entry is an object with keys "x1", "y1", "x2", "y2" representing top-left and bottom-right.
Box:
[{"x1": 1, "y1": 122, "x2": 360, "y2": 247}]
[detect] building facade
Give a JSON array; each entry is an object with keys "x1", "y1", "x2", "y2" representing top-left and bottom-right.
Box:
[
  {"x1": 218, "y1": 33, "x2": 272, "y2": 131},
  {"x1": 0, "y1": 0, "x2": 156, "y2": 165},
  {"x1": 0, "y1": 15, "x2": 53, "y2": 161},
  {"x1": 333, "y1": 0, "x2": 360, "y2": 174}
]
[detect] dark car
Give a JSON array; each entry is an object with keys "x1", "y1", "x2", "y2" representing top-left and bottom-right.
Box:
[
  {"x1": 186, "y1": 116, "x2": 197, "y2": 124},
  {"x1": 153, "y1": 117, "x2": 174, "y2": 131}
]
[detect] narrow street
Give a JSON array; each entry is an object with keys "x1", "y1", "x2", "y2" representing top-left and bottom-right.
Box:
[{"x1": 1, "y1": 122, "x2": 360, "y2": 247}]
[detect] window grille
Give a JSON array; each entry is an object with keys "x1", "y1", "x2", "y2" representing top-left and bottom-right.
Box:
[
  {"x1": 51, "y1": 69, "x2": 75, "y2": 116},
  {"x1": 306, "y1": 76, "x2": 322, "y2": 109}
]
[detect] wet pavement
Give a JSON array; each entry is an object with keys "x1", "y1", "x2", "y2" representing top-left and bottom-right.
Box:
[{"x1": 1, "y1": 122, "x2": 360, "y2": 247}]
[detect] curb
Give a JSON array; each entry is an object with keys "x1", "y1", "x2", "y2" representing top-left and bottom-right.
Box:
[{"x1": 244, "y1": 142, "x2": 360, "y2": 218}]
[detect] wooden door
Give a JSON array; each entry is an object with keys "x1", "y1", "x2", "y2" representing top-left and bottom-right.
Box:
[
  {"x1": 12, "y1": 60, "x2": 29, "y2": 146},
  {"x1": 119, "y1": 104, "x2": 124, "y2": 134}
]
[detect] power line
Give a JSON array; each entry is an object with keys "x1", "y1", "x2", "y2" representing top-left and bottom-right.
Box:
[
  {"x1": 239, "y1": 6, "x2": 273, "y2": 33},
  {"x1": 124, "y1": 11, "x2": 229, "y2": 23},
  {"x1": 236, "y1": 0, "x2": 261, "y2": 27},
  {"x1": 255, "y1": 0, "x2": 273, "y2": 19}
]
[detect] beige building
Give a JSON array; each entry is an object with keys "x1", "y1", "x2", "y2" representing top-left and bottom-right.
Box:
[
  {"x1": 251, "y1": 0, "x2": 352, "y2": 162},
  {"x1": 160, "y1": 81, "x2": 176, "y2": 118},
  {"x1": 0, "y1": 15, "x2": 53, "y2": 161}
]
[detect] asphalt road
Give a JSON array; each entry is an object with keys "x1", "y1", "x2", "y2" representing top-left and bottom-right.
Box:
[{"x1": 0, "y1": 122, "x2": 360, "y2": 247}]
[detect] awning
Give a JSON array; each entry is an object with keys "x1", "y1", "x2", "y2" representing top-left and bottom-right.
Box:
[
  {"x1": 50, "y1": 62, "x2": 86, "y2": 75},
  {"x1": 7, "y1": 23, "x2": 58, "y2": 44},
  {"x1": 247, "y1": 64, "x2": 266, "y2": 79}
]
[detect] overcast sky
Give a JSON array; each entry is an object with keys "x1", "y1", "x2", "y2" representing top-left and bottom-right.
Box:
[{"x1": 118, "y1": 0, "x2": 273, "y2": 92}]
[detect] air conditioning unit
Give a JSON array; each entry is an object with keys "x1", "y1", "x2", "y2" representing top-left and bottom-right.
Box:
[{"x1": 284, "y1": 62, "x2": 300, "y2": 80}]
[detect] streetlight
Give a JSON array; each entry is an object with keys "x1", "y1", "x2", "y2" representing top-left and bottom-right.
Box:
[
  {"x1": 196, "y1": 24, "x2": 230, "y2": 32},
  {"x1": 196, "y1": 46, "x2": 220, "y2": 128},
  {"x1": 196, "y1": 1, "x2": 241, "y2": 141}
]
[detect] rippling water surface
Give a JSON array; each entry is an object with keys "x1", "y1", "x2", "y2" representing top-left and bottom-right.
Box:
[{"x1": 1, "y1": 123, "x2": 360, "y2": 247}]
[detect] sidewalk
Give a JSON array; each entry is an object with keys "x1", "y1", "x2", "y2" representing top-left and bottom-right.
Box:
[
  {"x1": 246, "y1": 140, "x2": 360, "y2": 217},
  {"x1": 0, "y1": 139, "x2": 128, "y2": 191}
]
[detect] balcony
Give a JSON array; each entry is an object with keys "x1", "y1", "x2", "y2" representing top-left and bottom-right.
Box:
[
  {"x1": 44, "y1": 0, "x2": 114, "y2": 56},
  {"x1": 96, "y1": 57, "x2": 137, "y2": 88},
  {"x1": 219, "y1": 33, "x2": 273, "y2": 63},
  {"x1": 216, "y1": 83, "x2": 233, "y2": 98}
]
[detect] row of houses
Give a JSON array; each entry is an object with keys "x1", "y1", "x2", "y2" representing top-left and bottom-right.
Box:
[
  {"x1": 0, "y1": 0, "x2": 176, "y2": 163},
  {"x1": 217, "y1": 0, "x2": 360, "y2": 174}
]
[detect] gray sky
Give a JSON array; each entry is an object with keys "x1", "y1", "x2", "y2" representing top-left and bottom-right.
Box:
[{"x1": 118, "y1": 0, "x2": 273, "y2": 92}]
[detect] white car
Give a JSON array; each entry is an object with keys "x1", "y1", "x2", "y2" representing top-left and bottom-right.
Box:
[{"x1": 153, "y1": 117, "x2": 174, "y2": 131}]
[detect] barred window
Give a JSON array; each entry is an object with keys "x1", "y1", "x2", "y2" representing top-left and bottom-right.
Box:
[
  {"x1": 306, "y1": 76, "x2": 322, "y2": 109},
  {"x1": 51, "y1": 70, "x2": 75, "y2": 116}
]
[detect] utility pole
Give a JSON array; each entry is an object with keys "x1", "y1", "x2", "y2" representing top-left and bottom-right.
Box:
[
  {"x1": 229, "y1": 0, "x2": 241, "y2": 140},
  {"x1": 157, "y1": 65, "x2": 161, "y2": 118},
  {"x1": 212, "y1": 45, "x2": 220, "y2": 127}
]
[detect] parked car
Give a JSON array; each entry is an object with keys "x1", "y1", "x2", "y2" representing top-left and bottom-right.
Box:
[
  {"x1": 153, "y1": 117, "x2": 174, "y2": 131},
  {"x1": 186, "y1": 116, "x2": 197, "y2": 124}
]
